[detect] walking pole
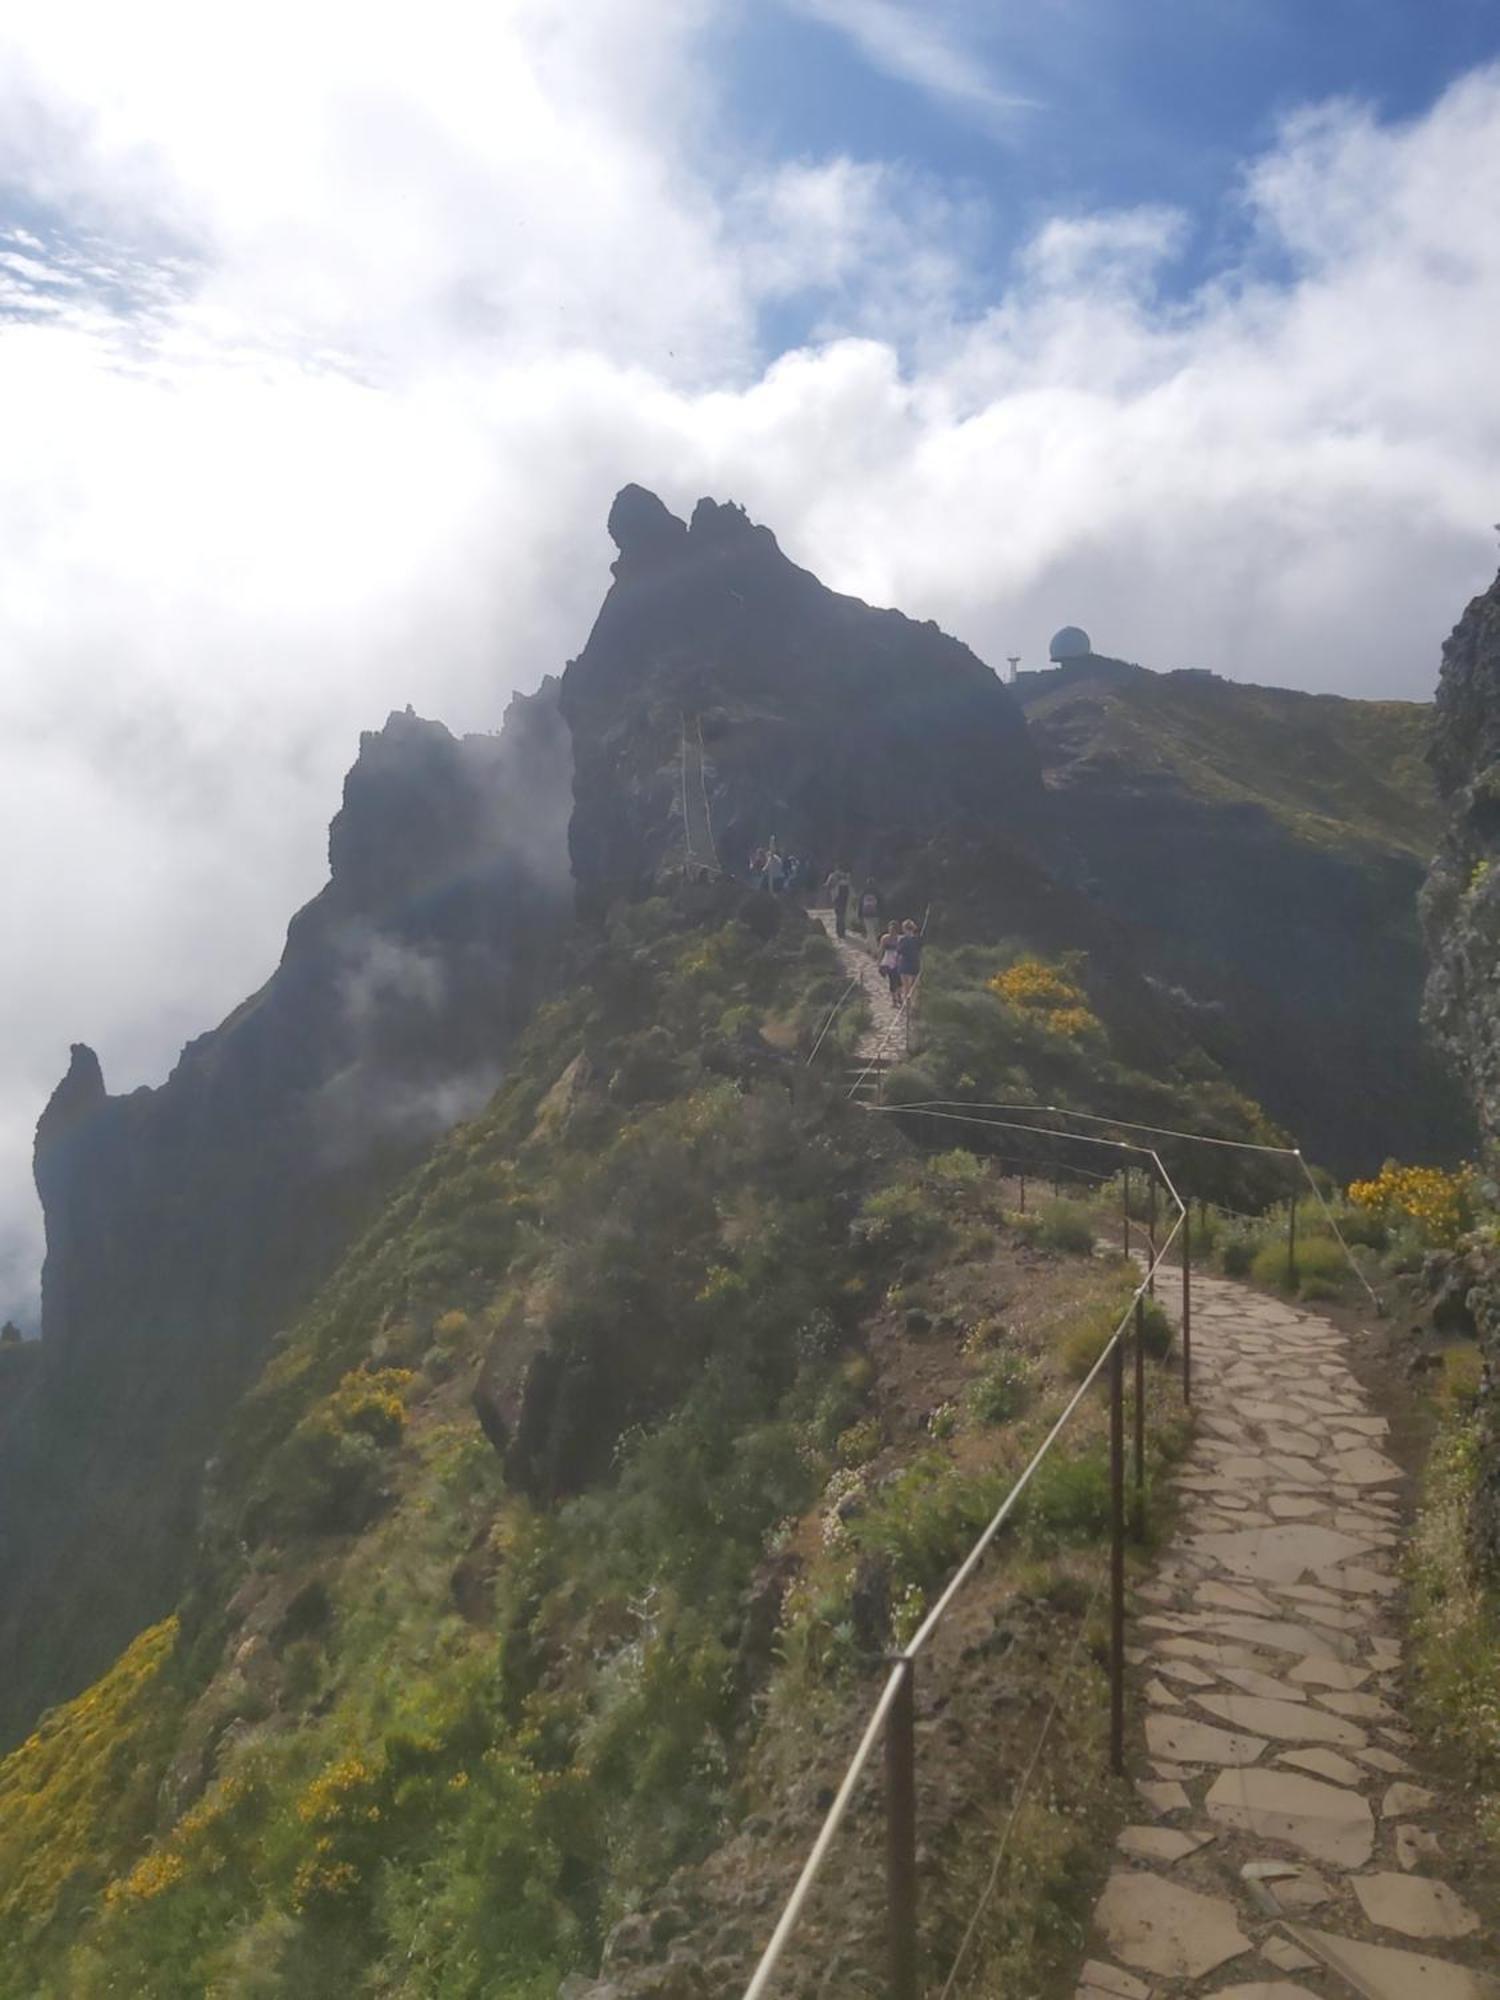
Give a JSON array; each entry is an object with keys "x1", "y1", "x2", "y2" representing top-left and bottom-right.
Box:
[
  {"x1": 886, "y1": 1660, "x2": 918, "y2": 2000},
  {"x1": 1109, "y1": 1335, "x2": 1126, "y2": 1774},
  {"x1": 1181, "y1": 1207, "x2": 1192, "y2": 1405},
  {"x1": 1133, "y1": 1294, "x2": 1146, "y2": 1540}
]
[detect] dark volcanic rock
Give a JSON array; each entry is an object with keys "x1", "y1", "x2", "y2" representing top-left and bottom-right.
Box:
[
  {"x1": 0, "y1": 681, "x2": 573, "y2": 1750},
  {"x1": 560, "y1": 486, "x2": 1042, "y2": 914},
  {"x1": 1421, "y1": 563, "x2": 1500, "y2": 1573}
]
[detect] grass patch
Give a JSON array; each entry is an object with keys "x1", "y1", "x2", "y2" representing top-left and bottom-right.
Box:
[{"x1": 1406, "y1": 1412, "x2": 1500, "y2": 1854}]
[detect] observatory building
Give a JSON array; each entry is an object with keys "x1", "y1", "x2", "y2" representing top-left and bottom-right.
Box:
[{"x1": 1048, "y1": 625, "x2": 1092, "y2": 664}]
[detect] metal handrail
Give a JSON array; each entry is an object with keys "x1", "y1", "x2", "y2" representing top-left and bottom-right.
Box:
[
  {"x1": 742, "y1": 1131, "x2": 1185, "y2": 2000},
  {"x1": 806, "y1": 976, "x2": 863, "y2": 1067}
]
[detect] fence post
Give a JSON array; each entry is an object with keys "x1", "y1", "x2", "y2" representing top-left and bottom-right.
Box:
[
  {"x1": 1018, "y1": 1171, "x2": 1027, "y2": 1214},
  {"x1": 1133, "y1": 1295, "x2": 1146, "y2": 1540},
  {"x1": 1287, "y1": 1190, "x2": 1299, "y2": 1292},
  {"x1": 1181, "y1": 1207, "x2": 1192, "y2": 1405},
  {"x1": 1122, "y1": 1164, "x2": 1131, "y2": 1258},
  {"x1": 1146, "y1": 1172, "x2": 1157, "y2": 1295},
  {"x1": 1109, "y1": 1336, "x2": 1126, "y2": 1775},
  {"x1": 886, "y1": 1659, "x2": 918, "y2": 2000}
]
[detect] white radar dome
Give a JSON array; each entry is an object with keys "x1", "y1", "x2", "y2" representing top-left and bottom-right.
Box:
[{"x1": 1049, "y1": 626, "x2": 1092, "y2": 662}]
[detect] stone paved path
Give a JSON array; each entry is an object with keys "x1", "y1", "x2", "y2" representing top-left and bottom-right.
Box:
[
  {"x1": 1078, "y1": 1271, "x2": 1498, "y2": 2000},
  {"x1": 809, "y1": 908, "x2": 912, "y2": 1071}
]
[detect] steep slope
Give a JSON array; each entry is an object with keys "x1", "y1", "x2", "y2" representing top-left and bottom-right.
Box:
[
  {"x1": 0, "y1": 887, "x2": 1267, "y2": 2000},
  {"x1": 1421, "y1": 563, "x2": 1500, "y2": 1569},
  {"x1": 0, "y1": 684, "x2": 573, "y2": 1751},
  {"x1": 1018, "y1": 656, "x2": 1469, "y2": 1172}
]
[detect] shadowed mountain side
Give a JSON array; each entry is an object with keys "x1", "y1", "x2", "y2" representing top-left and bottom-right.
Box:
[
  {"x1": 0, "y1": 683, "x2": 574, "y2": 1751},
  {"x1": 560, "y1": 486, "x2": 1043, "y2": 914},
  {"x1": 1018, "y1": 658, "x2": 1471, "y2": 1174}
]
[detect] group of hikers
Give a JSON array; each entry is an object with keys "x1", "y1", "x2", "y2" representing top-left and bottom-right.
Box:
[
  {"x1": 823, "y1": 864, "x2": 924, "y2": 1007},
  {"x1": 747, "y1": 842, "x2": 923, "y2": 1009}
]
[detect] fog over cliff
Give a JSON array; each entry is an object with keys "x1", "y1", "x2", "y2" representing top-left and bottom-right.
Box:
[{"x1": 6, "y1": 8, "x2": 1500, "y2": 1318}]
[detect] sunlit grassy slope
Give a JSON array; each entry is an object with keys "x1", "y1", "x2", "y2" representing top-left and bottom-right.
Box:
[{"x1": 1020, "y1": 661, "x2": 1438, "y2": 861}]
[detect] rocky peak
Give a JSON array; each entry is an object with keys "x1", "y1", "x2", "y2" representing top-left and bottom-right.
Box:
[{"x1": 563, "y1": 485, "x2": 1041, "y2": 913}]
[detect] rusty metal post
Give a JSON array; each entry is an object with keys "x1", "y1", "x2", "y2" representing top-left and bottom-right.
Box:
[
  {"x1": 1181, "y1": 1207, "x2": 1193, "y2": 1405},
  {"x1": 1122, "y1": 1163, "x2": 1131, "y2": 1258},
  {"x1": 1109, "y1": 1335, "x2": 1126, "y2": 1773},
  {"x1": 1146, "y1": 1172, "x2": 1157, "y2": 1295},
  {"x1": 1287, "y1": 1190, "x2": 1299, "y2": 1293},
  {"x1": 1018, "y1": 1171, "x2": 1027, "y2": 1214},
  {"x1": 886, "y1": 1659, "x2": 918, "y2": 2000},
  {"x1": 1133, "y1": 1294, "x2": 1147, "y2": 1539}
]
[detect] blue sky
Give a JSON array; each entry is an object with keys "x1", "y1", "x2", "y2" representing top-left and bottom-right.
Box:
[
  {"x1": 723, "y1": 0, "x2": 1500, "y2": 335},
  {"x1": 3, "y1": 0, "x2": 1500, "y2": 1320}
]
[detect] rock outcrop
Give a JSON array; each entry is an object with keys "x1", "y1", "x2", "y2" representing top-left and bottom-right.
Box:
[
  {"x1": 560, "y1": 487, "x2": 1043, "y2": 913},
  {"x1": 0, "y1": 682, "x2": 573, "y2": 1749},
  {"x1": 1421, "y1": 564, "x2": 1500, "y2": 1572}
]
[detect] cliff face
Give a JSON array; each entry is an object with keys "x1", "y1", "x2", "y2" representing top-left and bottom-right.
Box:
[
  {"x1": 560, "y1": 487, "x2": 1043, "y2": 912},
  {"x1": 1422, "y1": 569, "x2": 1500, "y2": 1142},
  {"x1": 1421, "y1": 566, "x2": 1500, "y2": 1571},
  {"x1": 1021, "y1": 659, "x2": 1470, "y2": 1175},
  {"x1": 0, "y1": 682, "x2": 573, "y2": 1749}
]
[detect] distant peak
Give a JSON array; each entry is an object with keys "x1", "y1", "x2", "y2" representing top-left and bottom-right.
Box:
[
  {"x1": 36, "y1": 1043, "x2": 107, "y2": 1156},
  {"x1": 607, "y1": 485, "x2": 687, "y2": 575}
]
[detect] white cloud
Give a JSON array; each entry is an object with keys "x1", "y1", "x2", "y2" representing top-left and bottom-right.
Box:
[
  {"x1": 782, "y1": 0, "x2": 1039, "y2": 121},
  {"x1": 2, "y1": 9, "x2": 1499, "y2": 1319}
]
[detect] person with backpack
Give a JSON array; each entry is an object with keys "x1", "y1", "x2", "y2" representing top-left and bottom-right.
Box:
[
  {"x1": 858, "y1": 882, "x2": 881, "y2": 946},
  {"x1": 825, "y1": 865, "x2": 852, "y2": 937},
  {"x1": 877, "y1": 926, "x2": 902, "y2": 1006}
]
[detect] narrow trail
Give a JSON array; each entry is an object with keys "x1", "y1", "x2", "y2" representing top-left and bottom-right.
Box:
[
  {"x1": 809, "y1": 908, "x2": 912, "y2": 1071},
  {"x1": 1077, "y1": 1271, "x2": 1497, "y2": 2000}
]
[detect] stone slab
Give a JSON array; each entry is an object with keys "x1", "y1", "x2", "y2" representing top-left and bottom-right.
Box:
[
  {"x1": 1352, "y1": 1872, "x2": 1479, "y2": 1939},
  {"x1": 1116, "y1": 1824, "x2": 1214, "y2": 1863},
  {"x1": 1381, "y1": 1781, "x2": 1436, "y2": 1818},
  {"x1": 1289, "y1": 1656, "x2": 1371, "y2": 1691},
  {"x1": 1193, "y1": 1692, "x2": 1366, "y2": 1747},
  {"x1": 1094, "y1": 1869, "x2": 1250, "y2": 1979},
  {"x1": 1206, "y1": 1766, "x2": 1375, "y2": 1867},
  {"x1": 1277, "y1": 1746, "x2": 1365, "y2": 1787},
  {"x1": 1077, "y1": 1963, "x2": 1150, "y2": 2000},
  {"x1": 1395, "y1": 1823, "x2": 1441, "y2": 1870},
  {"x1": 1287, "y1": 1923, "x2": 1500, "y2": 1999},
  {"x1": 1146, "y1": 1713, "x2": 1267, "y2": 1767}
]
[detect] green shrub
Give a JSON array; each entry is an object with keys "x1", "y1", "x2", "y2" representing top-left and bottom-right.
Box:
[
  {"x1": 1059, "y1": 1299, "x2": 1127, "y2": 1380},
  {"x1": 1137, "y1": 1296, "x2": 1173, "y2": 1358},
  {"x1": 850, "y1": 1182, "x2": 949, "y2": 1261},
  {"x1": 852, "y1": 1455, "x2": 1003, "y2": 1595},
  {"x1": 836, "y1": 1417, "x2": 882, "y2": 1468},
  {"x1": 1251, "y1": 1232, "x2": 1347, "y2": 1296},
  {"x1": 1035, "y1": 1201, "x2": 1095, "y2": 1256},
  {"x1": 1022, "y1": 1449, "x2": 1110, "y2": 1549},
  {"x1": 967, "y1": 1353, "x2": 1034, "y2": 1426},
  {"x1": 1219, "y1": 1229, "x2": 1257, "y2": 1277}
]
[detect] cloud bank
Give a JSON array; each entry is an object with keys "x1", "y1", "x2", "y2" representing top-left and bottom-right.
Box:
[{"x1": 2, "y1": 2, "x2": 1499, "y2": 1319}]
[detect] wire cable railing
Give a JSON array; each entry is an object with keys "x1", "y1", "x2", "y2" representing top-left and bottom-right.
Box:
[
  {"x1": 744, "y1": 1087, "x2": 1391, "y2": 1997},
  {"x1": 743, "y1": 1122, "x2": 1188, "y2": 2000},
  {"x1": 892, "y1": 1099, "x2": 1383, "y2": 1312}
]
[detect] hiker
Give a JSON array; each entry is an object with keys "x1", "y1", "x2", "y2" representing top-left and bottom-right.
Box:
[
  {"x1": 749, "y1": 844, "x2": 766, "y2": 884},
  {"x1": 858, "y1": 881, "x2": 881, "y2": 945},
  {"x1": 763, "y1": 841, "x2": 784, "y2": 894},
  {"x1": 896, "y1": 918, "x2": 923, "y2": 1001},
  {"x1": 877, "y1": 926, "x2": 902, "y2": 1006},
  {"x1": 825, "y1": 865, "x2": 852, "y2": 937}
]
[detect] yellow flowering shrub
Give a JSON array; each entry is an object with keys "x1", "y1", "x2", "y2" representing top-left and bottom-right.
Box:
[
  {"x1": 0, "y1": 1617, "x2": 179, "y2": 1948},
  {"x1": 1347, "y1": 1161, "x2": 1477, "y2": 1249},
  {"x1": 988, "y1": 960, "x2": 1104, "y2": 1040}
]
